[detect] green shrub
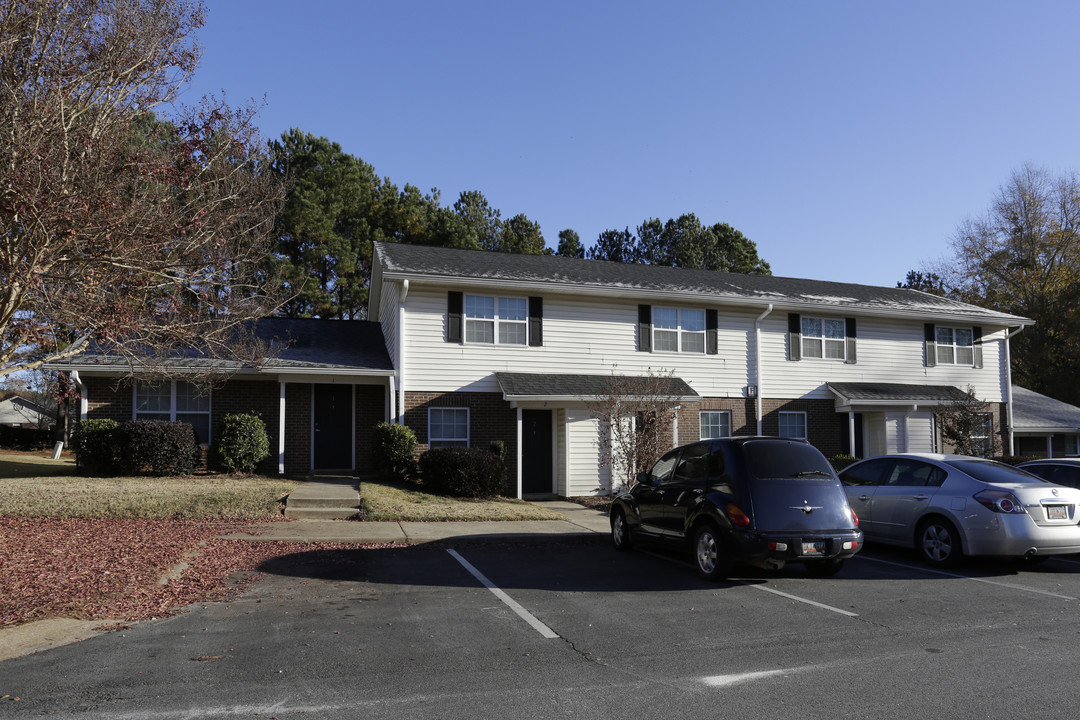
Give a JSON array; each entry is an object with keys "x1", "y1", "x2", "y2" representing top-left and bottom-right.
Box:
[
  {"x1": 489, "y1": 439, "x2": 506, "y2": 461},
  {"x1": 117, "y1": 420, "x2": 199, "y2": 476},
  {"x1": 372, "y1": 421, "x2": 418, "y2": 482},
  {"x1": 70, "y1": 419, "x2": 120, "y2": 474},
  {"x1": 828, "y1": 454, "x2": 858, "y2": 473},
  {"x1": 418, "y1": 447, "x2": 507, "y2": 498},
  {"x1": 216, "y1": 413, "x2": 271, "y2": 473}
]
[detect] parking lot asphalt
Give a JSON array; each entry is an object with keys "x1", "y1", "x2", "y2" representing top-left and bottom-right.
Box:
[{"x1": 4, "y1": 539, "x2": 1080, "y2": 719}]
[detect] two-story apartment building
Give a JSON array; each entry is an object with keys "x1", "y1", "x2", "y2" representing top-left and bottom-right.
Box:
[
  {"x1": 369, "y1": 243, "x2": 1030, "y2": 497},
  {"x1": 57, "y1": 241, "x2": 1032, "y2": 497}
]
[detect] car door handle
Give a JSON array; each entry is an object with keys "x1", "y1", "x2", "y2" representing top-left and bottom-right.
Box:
[
  {"x1": 857, "y1": 495, "x2": 871, "y2": 502},
  {"x1": 913, "y1": 494, "x2": 930, "y2": 501}
]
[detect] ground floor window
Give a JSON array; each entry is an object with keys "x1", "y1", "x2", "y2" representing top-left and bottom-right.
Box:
[
  {"x1": 972, "y1": 413, "x2": 993, "y2": 456},
  {"x1": 700, "y1": 411, "x2": 731, "y2": 440},
  {"x1": 429, "y1": 407, "x2": 469, "y2": 448},
  {"x1": 134, "y1": 380, "x2": 211, "y2": 445},
  {"x1": 778, "y1": 411, "x2": 807, "y2": 440}
]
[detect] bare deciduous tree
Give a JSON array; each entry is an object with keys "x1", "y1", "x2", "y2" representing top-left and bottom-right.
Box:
[
  {"x1": 0, "y1": 0, "x2": 286, "y2": 380},
  {"x1": 935, "y1": 386, "x2": 999, "y2": 458},
  {"x1": 587, "y1": 369, "x2": 684, "y2": 494}
]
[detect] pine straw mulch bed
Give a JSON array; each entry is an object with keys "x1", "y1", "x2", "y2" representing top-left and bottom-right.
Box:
[{"x1": 0, "y1": 517, "x2": 392, "y2": 628}]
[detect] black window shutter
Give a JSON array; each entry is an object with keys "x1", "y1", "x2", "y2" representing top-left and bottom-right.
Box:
[
  {"x1": 638, "y1": 305, "x2": 652, "y2": 352},
  {"x1": 447, "y1": 291, "x2": 463, "y2": 344},
  {"x1": 528, "y1": 296, "x2": 543, "y2": 347},
  {"x1": 706, "y1": 308, "x2": 718, "y2": 355},
  {"x1": 972, "y1": 326, "x2": 983, "y2": 368},
  {"x1": 788, "y1": 313, "x2": 801, "y2": 361},
  {"x1": 845, "y1": 317, "x2": 857, "y2": 364},
  {"x1": 924, "y1": 323, "x2": 936, "y2": 367}
]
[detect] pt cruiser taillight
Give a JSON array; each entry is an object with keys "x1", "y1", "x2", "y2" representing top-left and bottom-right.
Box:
[{"x1": 974, "y1": 489, "x2": 1027, "y2": 514}]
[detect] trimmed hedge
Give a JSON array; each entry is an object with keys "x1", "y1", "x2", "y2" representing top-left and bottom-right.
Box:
[
  {"x1": 372, "y1": 421, "x2": 418, "y2": 482},
  {"x1": 418, "y1": 447, "x2": 507, "y2": 498},
  {"x1": 117, "y1": 419, "x2": 199, "y2": 476},
  {"x1": 828, "y1": 454, "x2": 858, "y2": 473},
  {"x1": 70, "y1": 419, "x2": 121, "y2": 474},
  {"x1": 71, "y1": 418, "x2": 199, "y2": 476},
  {"x1": 216, "y1": 413, "x2": 270, "y2": 473}
]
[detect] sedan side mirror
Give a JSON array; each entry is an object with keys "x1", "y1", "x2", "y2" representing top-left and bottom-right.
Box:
[{"x1": 635, "y1": 471, "x2": 653, "y2": 487}]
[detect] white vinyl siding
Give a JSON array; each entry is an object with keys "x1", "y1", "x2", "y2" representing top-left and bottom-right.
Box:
[
  {"x1": 564, "y1": 409, "x2": 609, "y2": 497},
  {"x1": 377, "y1": 278, "x2": 401, "y2": 368}
]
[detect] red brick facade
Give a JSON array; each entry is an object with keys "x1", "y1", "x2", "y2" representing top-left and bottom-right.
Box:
[{"x1": 81, "y1": 377, "x2": 387, "y2": 476}]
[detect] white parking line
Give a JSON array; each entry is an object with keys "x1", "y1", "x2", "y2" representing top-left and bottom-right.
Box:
[
  {"x1": 701, "y1": 666, "x2": 814, "y2": 688},
  {"x1": 446, "y1": 549, "x2": 560, "y2": 639},
  {"x1": 857, "y1": 555, "x2": 1077, "y2": 600},
  {"x1": 740, "y1": 582, "x2": 860, "y2": 617}
]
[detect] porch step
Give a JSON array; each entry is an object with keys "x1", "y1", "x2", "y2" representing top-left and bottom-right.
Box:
[{"x1": 284, "y1": 477, "x2": 361, "y2": 520}]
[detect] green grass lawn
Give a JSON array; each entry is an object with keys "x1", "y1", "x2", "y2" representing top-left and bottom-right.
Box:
[{"x1": 0, "y1": 451, "x2": 295, "y2": 520}]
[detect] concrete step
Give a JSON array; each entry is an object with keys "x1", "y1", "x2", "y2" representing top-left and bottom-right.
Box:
[
  {"x1": 285, "y1": 506, "x2": 360, "y2": 520},
  {"x1": 287, "y1": 496, "x2": 360, "y2": 509}
]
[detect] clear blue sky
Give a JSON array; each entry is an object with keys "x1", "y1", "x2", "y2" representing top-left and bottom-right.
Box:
[{"x1": 184, "y1": 1, "x2": 1080, "y2": 287}]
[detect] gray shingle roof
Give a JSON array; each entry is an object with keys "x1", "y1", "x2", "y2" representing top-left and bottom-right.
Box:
[
  {"x1": 374, "y1": 242, "x2": 1030, "y2": 324},
  {"x1": 1011, "y1": 386, "x2": 1080, "y2": 432},
  {"x1": 827, "y1": 382, "x2": 971, "y2": 403},
  {"x1": 496, "y1": 372, "x2": 699, "y2": 400},
  {"x1": 50, "y1": 318, "x2": 394, "y2": 375}
]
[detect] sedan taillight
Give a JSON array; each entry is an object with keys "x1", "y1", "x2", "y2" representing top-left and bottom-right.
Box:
[{"x1": 974, "y1": 489, "x2": 1027, "y2": 514}]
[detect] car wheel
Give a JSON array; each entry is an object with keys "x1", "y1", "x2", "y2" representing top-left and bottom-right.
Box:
[
  {"x1": 916, "y1": 517, "x2": 962, "y2": 567},
  {"x1": 611, "y1": 508, "x2": 634, "y2": 551},
  {"x1": 805, "y1": 559, "x2": 844, "y2": 577},
  {"x1": 693, "y1": 522, "x2": 732, "y2": 581}
]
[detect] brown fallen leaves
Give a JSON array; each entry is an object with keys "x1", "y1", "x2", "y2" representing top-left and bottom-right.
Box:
[{"x1": 0, "y1": 517, "x2": 383, "y2": 628}]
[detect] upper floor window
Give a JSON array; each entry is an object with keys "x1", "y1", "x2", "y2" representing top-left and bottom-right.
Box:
[
  {"x1": 465, "y1": 295, "x2": 527, "y2": 345},
  {"x1": 801, "y1": 317, "x2": 846, "y2": 360},
  {"x1": 700, "y1": 411, "x2": 731, "y2": 440},
  {"x1": 778, "y1": 411, "x2": 807, "y2": 440},
  {"x1": 134, "y1": 380, "x2": 210, "y2": 445},
  {"x1": 653, "y1": 307, "x2": 705, "y2": 353},
  {"x1": 936, "y1": 327, "x2": 974, "y2": 365},
  {"x1": 429, "y1": 407, "x2": 469, "y2": 448}
]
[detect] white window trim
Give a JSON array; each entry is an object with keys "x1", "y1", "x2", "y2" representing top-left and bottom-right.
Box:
[
  {"x1": 778, "y1": 411, "x2": 808, "y2": 440},
  {"x1": 935, "y1": 326, "x2": 975, "y2": 366},
  {"x1": 652, "y1": 306, "x2": 706, "y2": 354},
  {"x1": 972, "y1": 412, "x2": 993, "y2": 455},
  {"x1": 464, "y1": 294, "x2": 528, "y2": 346},
  {"x1": 428, "y1": 407, "x2": 470, "y2": 448},
  {"x1": 133, "y1": 380, "x2": 212, "y2": 446},
  {"x1": 801, "y1": 317, "x2": 847, "y2": 361},
  {"x1": 700, "y1": 410, "x2": 732, "y2": 440}
]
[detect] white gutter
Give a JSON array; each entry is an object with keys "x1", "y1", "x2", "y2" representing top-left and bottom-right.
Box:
[
  {"x1": 1004, "y1": 324, "x2": 1025, "y2": 455},
  {"x1": 397, "y1": 279, "x2": 409, "y2": 424},
  {"x1": 70, "y1": 370, "x2": 88, "y2": 421},
  {"x1": 754, "y1": 304, "x2": 774, "y2": 434}
]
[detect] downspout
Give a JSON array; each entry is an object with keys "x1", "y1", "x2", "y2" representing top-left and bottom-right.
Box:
[
  {"x1": 754, "y1": 304, "x2": 774, "y2": 435},
  {"x1": 1004, "y1": 325, "x2": 1025, "y2": 455},
  {"x1": 904, "y1": 403, "x2": 918, "y2": 453},
  {"x1": 70, "y1": 370, "x2": 88, "y2": 421},
  {"x1": 397, "y1": 279, "x2": 409, "y2": 425}
]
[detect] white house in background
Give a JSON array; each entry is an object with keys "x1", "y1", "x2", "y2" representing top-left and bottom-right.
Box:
[
  {"x1": 369, "y1": 242, "x2": 1032, "y2": 498},
  {"x1": 0, "y1": 395, "x2": 53, "y2": 428}
]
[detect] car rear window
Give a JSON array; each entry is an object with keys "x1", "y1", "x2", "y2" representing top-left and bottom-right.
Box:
[
  {"x1": 742, "y1": 440, "x2": 835, "y2": 480},
  {"x1": 948, "y1": 459, "x2": 1047, "y2": 484}
]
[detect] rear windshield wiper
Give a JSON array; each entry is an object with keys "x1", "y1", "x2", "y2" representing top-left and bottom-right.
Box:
[{"x1": 796, "y1": 470, "x2": 832, "y2": 477}]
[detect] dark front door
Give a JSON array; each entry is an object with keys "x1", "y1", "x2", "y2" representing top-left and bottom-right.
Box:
[
  {"x1": 313, "y1": 384, "x2": 352, "y2": 470},
  {"x1": 522, "y1": 409, "x2": 553, "y2": 495}
]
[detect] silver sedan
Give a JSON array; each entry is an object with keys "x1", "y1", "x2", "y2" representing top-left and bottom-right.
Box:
[{"x1": 839, "y1": 453, "x2": 1080, "y2": 566}]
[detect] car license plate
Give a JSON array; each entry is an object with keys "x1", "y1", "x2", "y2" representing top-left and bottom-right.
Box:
[
  {"x1": 1046, "y1": 505, "x2": 1068, "y2": 520},
  {"x1": 801, "y1": 541, "x2": 825, "y2": 556}
]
